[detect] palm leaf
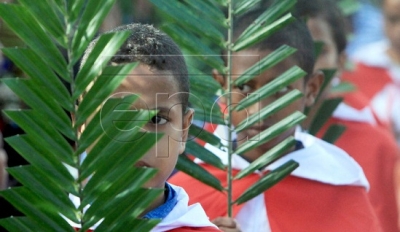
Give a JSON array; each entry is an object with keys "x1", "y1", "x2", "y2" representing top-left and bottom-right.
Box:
[
  {"x1": 338, "y1": 0, "x2": 360, "y2": 15},
  {"x1": 233, "y1": 45, "x2": 297, "y2": 87},
  {"x1": 308, "y1": 97, "x2": 343, "y2": 135},
  {"x1": 235, "y1": 66, "x2": 306, "y2": 111},
  {"x1": 0, "y1": 4, "x2": 68, "y2": 81},
  {"x1": 71, "y1": 0, "x2": 118, "y2": 64},
  {"x1": 234, "y1": 160, "x2": 299, "y2": 205},
  {"x1": 17, "y1": 0, "x2": 66, "y2": 47},
  {"x1": 151, "y1": 0, "x2": 225, "y2": 47},
  {"x1": 1, "y1": 48, "x2": 72, "y2": 111},
  {"x1": 331, "y1": 81, "x2": 355, "y2": 94},
  {"x1": 161, "y1": 24, "x2": 225, "y2": 72},
  {"x1": 235, "y1": 90, "x2": 303, "y2": 132},
  {"x1": 235, "y1": 111, "x2": 306, "y2": 155},
  {"x1": 322, "y1": 124, "x2": 346, "y2": 144},
  {"x1": 175, "y1": 155, "x2": 224, "y2": 191},
  {"x1": 233, "y1": 0, "x2": 297, "y2": 50},
  {"x1": 234, "y1": 0, "x2": 264, "y2": 15},
  {"x1": 234, "y1": 136, "x2": 296, "y2": 179},
  {"x1": 233, "y1": 13, "x2": 295, "y2": 52},
  {"x1": 0, "y1": 0, "x2": 162, "y2": 231}
]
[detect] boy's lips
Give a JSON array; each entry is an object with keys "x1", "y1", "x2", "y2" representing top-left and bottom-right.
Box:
[
  {"x1": 134, "y1": 161, "x2": 151, "y2": 168},
  {"x1": 246, "y1": 124, "x2": 270, "y2": 137}
]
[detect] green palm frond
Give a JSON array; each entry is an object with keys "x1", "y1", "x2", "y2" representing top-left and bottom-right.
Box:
[{"x1": 0, "y1": 0, "x2": 161, "y2": 231}]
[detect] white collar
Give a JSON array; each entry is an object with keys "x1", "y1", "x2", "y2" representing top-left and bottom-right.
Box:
[
  {"x1": 66, "y1": 184, "x2": 217, "y2": 231},
  {"x1": 332, "y1": 102, "x2": 377, "y2": 125},
  {"x1": 199, "y1": 125, "x2": 369, "y2": 190},
  {"x1": 153, "y1": 184, "x2": 218, "y2": 231}
]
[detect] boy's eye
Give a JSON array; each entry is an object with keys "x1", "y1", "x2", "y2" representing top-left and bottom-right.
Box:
[
  {"x1": 237, "y1": 84, "x2": 251, "y2": 93},
  {"x1": 277, "y1": 86, "x2": 289, "y2": 95},
  {"x1": 150, "y1": 115, "x2": 168, "y2": 125}
]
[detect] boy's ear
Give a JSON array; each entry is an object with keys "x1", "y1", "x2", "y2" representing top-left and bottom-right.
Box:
[
  {"x1": 305, "y1": 70, "x2": 324, "y2": 107},
  {"x1": 212, "y1": 69, "x2": 225, "y2": 87},
  {"x1": 179, "y1": 108, "x2": 195, "y2": 154},
  {"x1": 212, "y1": 69, "x2": 227, "y2": 105}
]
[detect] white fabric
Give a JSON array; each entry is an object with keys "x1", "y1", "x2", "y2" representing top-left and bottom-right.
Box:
[
  {"x1": 199, "y1": 125, "x2": 369, "y2": 189},
  {"x1": 332, "y1": 102, "x2": 377, "y2": 125},
  {"x1": 64, "y1": 195, "x2": 101, "y2": 230},
  {"x1": 66, "y1": 184, "x2": 217, "y2": 231},
  {"x1": 153, "y1": 184, "x2": 218, "y2": 231},
  {"x1": 273, "y1": 131, "x2": 369, "y2": 190},
  {"x1": 235, "y1": 194, "x2": 270, "y2": 232}
]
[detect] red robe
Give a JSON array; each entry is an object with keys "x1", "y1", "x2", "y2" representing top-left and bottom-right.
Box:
[
  {"x1": 317, "y1": 91, "x2": 400, "y2": 232},
  {"x1": 345, "y1": 41, "x2": 400, "y2": 142},
  {"x1": 170, "y1": 128, "x2": 382, "y2": 231}
]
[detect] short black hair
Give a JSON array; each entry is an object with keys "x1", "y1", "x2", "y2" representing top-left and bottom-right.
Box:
[
  {"x1": 82, "y1": 23, "x2": 189, "y2": 112},
  {"x1": 234, "y1": 9, "x2": 316, "y2": 79},
  {"x1": 293, "y1": 0, "x2": 347, "y2": 54}
]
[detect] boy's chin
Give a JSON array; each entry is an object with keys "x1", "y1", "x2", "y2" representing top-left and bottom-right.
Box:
[
  {"x1": 237, "y1": 134, "x2": 294, "y2": 158},
  {"x1": 142, "y1": 177, "x2": 167, "y2": 190}
]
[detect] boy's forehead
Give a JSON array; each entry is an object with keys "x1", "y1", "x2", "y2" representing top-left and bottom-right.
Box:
[
  {"x1": 307, "y1": 18, "x2": 330, "y2": 39},
  {"x1": 115, "y1": 64, "x2": 176, "y2": 90},
  {"x1": 112, "y1": 64, "x2": 180, "y2": 107},
  {"x1": 384, "y1": 0, "x2": 400, "y2": 6},
  {"x1": 384, "y1": 0, "x2": 400, "y2": 11},
  {"x1": 232, "y1": 49, "x2": 298, "y2": 76}
]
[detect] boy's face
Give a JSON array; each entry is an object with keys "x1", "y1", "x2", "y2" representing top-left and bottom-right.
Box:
[
  {"x1": 307, "y1": 18, "x2": 339, "y2": 71},
  {"x1": 111, "y1": 64, "x2": 193, "y2": 189},
  {"x1": 215, "y1": 50, "x2": 321, "y2": 160},
  {"x1": 301, "y1": 17, "x2": 343, "y2": 130},
  {"x1": 384, "y1": 0, "x2": 400, "y2": 54}
]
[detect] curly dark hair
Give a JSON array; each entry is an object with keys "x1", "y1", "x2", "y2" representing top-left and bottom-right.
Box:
[{"x1": 82, "y1": 23, "x2": 189, "y2": 112}]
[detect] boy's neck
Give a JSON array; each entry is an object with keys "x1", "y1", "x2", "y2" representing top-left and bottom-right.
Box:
[
  {"x1": 139, "y1": 187, "x2": 166, "y2": 217},
  {"x1": 241, "y1": 144, "x2": 296, "y2": 164}
]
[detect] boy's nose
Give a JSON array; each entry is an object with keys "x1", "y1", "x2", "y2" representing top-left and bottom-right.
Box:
[{"x1": 247, "y1": 97, "x2": 273, "y2": 116}]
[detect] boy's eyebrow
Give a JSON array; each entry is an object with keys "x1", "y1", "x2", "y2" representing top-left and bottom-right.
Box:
[{"x1": 149, "y1": 107, "x2": 171, "y2": 112}]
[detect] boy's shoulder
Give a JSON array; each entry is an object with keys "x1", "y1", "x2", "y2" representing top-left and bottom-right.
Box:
[
  {"x1": 287, "y1": 130, "x2": 369, "y2": 188},
  {"x1": 195, "y1": 123, "x2": 369, "y2": 190},
  {"x1": 154, "y1": 184, "x2": 220, "y2": 232},
  {"x1": 68, "y1": 184, "x2": 220, "y2": 231},
  {"x1": 260, "y1": 173, "x2": 382, "y2": 232}
]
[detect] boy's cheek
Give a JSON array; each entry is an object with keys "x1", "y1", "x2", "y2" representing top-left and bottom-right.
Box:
[
  {"x1": 231, "y1": 111, "x2": 247, "y2": 127},
  {"x1": 151, "y1": 136, "x2": 182, "y2": 158}
]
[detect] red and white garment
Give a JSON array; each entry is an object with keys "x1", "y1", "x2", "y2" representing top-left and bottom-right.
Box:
[
  {"x1": 170, "y1": 125, "x2": 382, "y2": 232},
  {"x1": 348, "y1": 40, "x2": 400, "y2": 145},
  {"x1": 317, "y1": 91, "x2": 400, "y2": 232},
  {"x1": 67, "y1": 184, "x2": 220, "y2": 232}
]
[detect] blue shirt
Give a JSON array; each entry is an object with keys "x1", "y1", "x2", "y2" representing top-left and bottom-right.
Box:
[{"x1": 142, "y1": 183, "x2": 178, "y2": 219}]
